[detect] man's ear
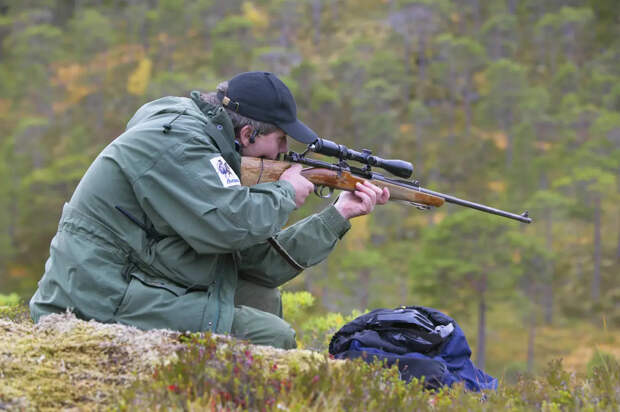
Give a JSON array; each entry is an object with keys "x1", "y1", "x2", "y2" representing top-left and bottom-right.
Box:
[{"x1": 238, "y1": 125, "x2": 253, "y2": 147}]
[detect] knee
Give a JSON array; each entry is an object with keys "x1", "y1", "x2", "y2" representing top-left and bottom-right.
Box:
[
  {"x1": 273, "y1": 324, "x2": 297, "y2": 350},
  {"x1": 263, "y1": 315, "x2": 297, "y2": 349}
]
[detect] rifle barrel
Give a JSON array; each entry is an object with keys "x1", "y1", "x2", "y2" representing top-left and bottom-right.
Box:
[{"x1": 417, "y1": 187, "x2": 532, "y2": 224}]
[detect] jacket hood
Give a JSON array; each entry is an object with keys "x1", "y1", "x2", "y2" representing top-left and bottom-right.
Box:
[
  {"x1": 124, "y1": 92, "x2": 239, "y2": 175},
  {"x1": 125, "y1": 94, "x2": 212, "y2": 131}
]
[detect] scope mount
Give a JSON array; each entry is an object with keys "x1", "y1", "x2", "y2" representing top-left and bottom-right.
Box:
[{"x1": 306, "y1": 138, "x2": 414, "y2": 179}]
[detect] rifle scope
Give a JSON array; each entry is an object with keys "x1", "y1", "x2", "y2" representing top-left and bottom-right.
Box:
[{"x1": 309, "y1": 138, "x2": 413, "y2": 179}]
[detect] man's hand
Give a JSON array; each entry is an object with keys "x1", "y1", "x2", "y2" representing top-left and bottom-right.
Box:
[
  {"x1": 334, "y1": 181, "x2": 390, "y2": 220},
  {"x1": 279, "y1": 164, "x2": 314, "y2": 208}
]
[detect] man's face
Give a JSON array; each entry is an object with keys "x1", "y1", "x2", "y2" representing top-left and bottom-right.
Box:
[{"x1": 240, "y1": 129, "x2": 289, "y2": 160}]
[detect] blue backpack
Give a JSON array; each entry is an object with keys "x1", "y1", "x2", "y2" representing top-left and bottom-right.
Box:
[{"x1": 328, "y1": 306, "x2": 497, "y2": 391}]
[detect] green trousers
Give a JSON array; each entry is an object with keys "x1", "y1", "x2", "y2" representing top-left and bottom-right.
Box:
[{"x1": 231, "y1": 278, "x2": 297, "y2": 350}]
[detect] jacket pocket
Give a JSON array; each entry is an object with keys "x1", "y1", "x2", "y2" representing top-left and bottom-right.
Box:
[
  {"x1": 129, "y1": 270, "x2": 188, "y2": 296},
  {"x1": 114, "y1": 269, "x2": 213, "y2": 332}
]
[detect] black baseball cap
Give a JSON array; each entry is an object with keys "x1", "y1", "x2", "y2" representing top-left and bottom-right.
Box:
[{"x1": 216, "y1": 71, "x2": 318, "y2": 144}]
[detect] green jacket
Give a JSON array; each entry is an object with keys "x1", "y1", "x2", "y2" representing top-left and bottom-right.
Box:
[{"x1": 30, "y1": 92, "x2": 351, "y2": 333}]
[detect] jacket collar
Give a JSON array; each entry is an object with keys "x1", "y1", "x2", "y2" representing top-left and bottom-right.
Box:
[{"x1": 190, "y1": 91, "x2": 241, "y2": 174}]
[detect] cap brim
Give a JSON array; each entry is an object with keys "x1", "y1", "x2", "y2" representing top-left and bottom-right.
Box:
[{"x1": 279, "y1": 119, "x2": 318, "y2": 144}]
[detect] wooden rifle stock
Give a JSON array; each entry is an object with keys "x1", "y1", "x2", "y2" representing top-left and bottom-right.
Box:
[{"x1": 241, "y1": 157, "x2": 445, "y2": 207}]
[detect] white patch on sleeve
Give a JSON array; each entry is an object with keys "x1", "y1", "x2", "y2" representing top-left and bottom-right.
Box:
[{"x1": 210, "y1": 156, "x2": 241, "y2": 187}]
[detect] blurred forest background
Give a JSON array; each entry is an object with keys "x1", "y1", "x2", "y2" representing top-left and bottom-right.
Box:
[{"x1": 0, "y1": 0, "x2": 619, "y2": 378}]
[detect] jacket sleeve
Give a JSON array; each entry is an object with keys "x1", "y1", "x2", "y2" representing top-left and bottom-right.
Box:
[
  {"x1": 132, "y1": 134, "x2": 297, "y2": 254},
  {"x1": 236, "y1": 205, "x2": 351, "y2": 288}
]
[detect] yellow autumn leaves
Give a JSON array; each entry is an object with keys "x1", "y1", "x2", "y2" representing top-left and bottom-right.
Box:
[{"x1": 127, "y1": 58, "x2": 153, "y2": 96}]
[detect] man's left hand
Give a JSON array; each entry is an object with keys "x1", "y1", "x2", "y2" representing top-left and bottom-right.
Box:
[{"x1": 334, "y1": 181, "x2": 390, "y2": 220}]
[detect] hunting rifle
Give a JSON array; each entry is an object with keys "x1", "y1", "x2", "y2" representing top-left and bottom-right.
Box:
[{"x1": 240, "y1": 138, "x2": 532, "y2": 224}]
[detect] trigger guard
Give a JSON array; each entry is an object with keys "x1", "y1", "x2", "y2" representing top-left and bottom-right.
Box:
[{"x1": 314, "y1": 185, "x2": 334, "y2": 199}]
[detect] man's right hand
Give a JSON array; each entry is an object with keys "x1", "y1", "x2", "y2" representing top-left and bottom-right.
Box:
[{"x1": 279, "y1": 164, "x2": 313, "y2": 208}]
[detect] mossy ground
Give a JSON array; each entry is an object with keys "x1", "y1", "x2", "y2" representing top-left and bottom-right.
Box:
[
  {"x1": 0, "y1": 308, "x2": 183, "y2": 410},
  {"x1": 0, "y1": 307, "x2": 341, "y2": 411},
  {"x1": 1, "y1": 305, "x2": 619, "y2": 411}
]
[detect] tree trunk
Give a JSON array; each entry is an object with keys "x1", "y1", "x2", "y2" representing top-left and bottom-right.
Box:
[
  {"x1": 541, "y1": 172, "x2": 553, "y2": 324},
  {"x1": 507, "y1": 0, "x2": 517, "y2": 14},
  {"x1": 526, "y1": 310, "x2": 536, "y2": 373},
  {"x1": 312, "y1": 0, "x2": 322, "y2": 45},
  {"x1": 472, "y1": 0, "x2": 481, "y2": 31},
  {"x1": 358, "y1": 268, "x2": 370, "y2": 310},
  {"x1": 463, "y1": 79, "x2": 473, "y2": 138},
  {"x1": 476, "y1": 273, "x2": 487, "y2": 369},
  {"x1": 616, "y1": 170, "x2": 620, "y2": 261},
  {"x1": 279, "y1": 10, "x2": 292, "y2": 48},
  {"x1": 592, "y1": 195, "x2": 601, "y2": 301},
  {"x1": 8, "y1": 191, "x2": 16, "y2": 249},
  {"x1": 526, "y1": 271, "x2": 537, "y2": 372},
  {"x1": 448, "y1": 62, "x2": 457, "y2": 149},
  {"x1": 400, "y1": 275, "x2": 409, "y2": 307},
  {"x1": 503, "y1": 114, "x2": 514, "y2": 169},
  {"x1": 403, "y1": 38, "x2": 413, "y2": 100},
  {"x1": 52, "y1": 0, "x2": 77, "y2": 26},
  {"x1": 543, "y1": 206, "x2": 554, "y2": 324},
  {"x1": 416, "y1": 36, "x2": 427, "y2": 101}
]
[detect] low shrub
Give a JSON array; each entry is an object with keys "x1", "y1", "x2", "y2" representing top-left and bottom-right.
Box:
[
  {"x1": 119, "y1": 334, "x2": 620, "y2": 411},
  {"x1": 282, "y1": 290, "x2": 362, "y2": 351},
  {"x1": 119, "y1": 332, "x2": 435, "y2": 411},
  {"x1": 0, "y1": 292, "x2": 20, "y2": 306},
  {"x1": 0, "y1": 293, "x2": 29, "y2": 321},
  {"x1": 587, "y1": 350, "x2": 617, "y2": 377}
]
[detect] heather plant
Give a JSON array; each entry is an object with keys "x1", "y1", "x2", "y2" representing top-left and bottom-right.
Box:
[
  {"x1": 119, "y1": 333, "x2": 620, "y2": 411},
  {"x1": 119, "y1": 332, "x2": 437, "y2": 411}
]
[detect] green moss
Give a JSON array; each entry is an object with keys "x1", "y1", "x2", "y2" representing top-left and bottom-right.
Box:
[
  {"x1": 0, "y1": 300, "x2": 30, "y2": 322},
  {"x1": 0, "y1": 312, "x2": 181, "y2": 411}
]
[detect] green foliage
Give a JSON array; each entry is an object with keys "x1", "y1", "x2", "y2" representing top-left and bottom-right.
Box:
[
  {"x1": 587, "y1": 350, "x2": 618, "y2": 377},
  {"x1": 120, "y1": 332, "x2": 437, "y2": 411},
  {"x1": 0, "y1": 297, "x2": 29, "y2": 322},
  {"x1": 297, "y1": 310, "x2": 364, "y2": 351},
  {"x1": 281, "y1": 290, "x2": 315, "y2": 327},
  {"x1": 411, "y1": 210, "x2": 532, "y2": 302},
  {"x1": 210, "y1": 16, "x2": 255, "y2": 75},
  {"x1": 118, "y1": 332, "x2": 620, "y2": 411},
  {"x1": 0, "y1": 292, "x2": 20, "y2": 306},
  {"x1": 479, "y1": 59, "x2": 528, "y2": 122},
  {"x1": 282, "y1": 290, "x2": 363, "y2": 350},
  {"x1": 479, "y1": 14, "x2": 518, "y2": 59},
  {"x1": 603, "y1": 83, "x2": 620, "y2": 111},
  {"x1": 551, "y1": 63, "x2": 580, "y2": 100},
  {"x1": 67, "y1": 9, "x2": 115, "y2": 58}
]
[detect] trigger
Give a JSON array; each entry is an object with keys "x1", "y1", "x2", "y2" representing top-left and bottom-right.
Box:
[{"x1": 314, "y1": 185, "x2": 334, "y2": 199}]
